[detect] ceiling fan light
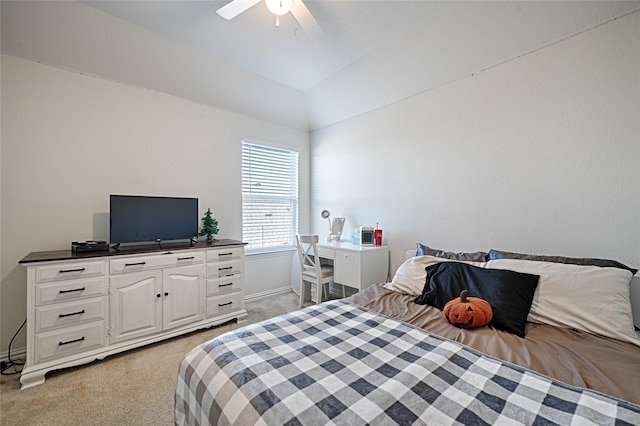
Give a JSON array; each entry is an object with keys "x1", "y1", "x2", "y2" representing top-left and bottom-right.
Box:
[{"x1": 266, "y1": 0, "x2": 292, "y2": 16}]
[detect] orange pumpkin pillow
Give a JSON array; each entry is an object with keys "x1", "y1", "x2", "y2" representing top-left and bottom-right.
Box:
[{"x1": 443, "y1": 290, "x2": 493, "y2": 329}]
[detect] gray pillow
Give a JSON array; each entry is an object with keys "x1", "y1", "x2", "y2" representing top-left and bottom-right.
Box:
[
  {"x1": 488, "y1": 249, "x2": 637, "y2": 275},
  {"x1": 417, "y1": 243, "x2": 488, "y2": 262}
]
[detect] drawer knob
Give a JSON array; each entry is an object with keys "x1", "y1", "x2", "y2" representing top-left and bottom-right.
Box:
[
  {"x1": 59, "y1": 267, "x2": 86, "y2": 274},
  {"x1": 125, "y1": 262, "x2": 146, "y2": 267},
  {"x1": 59, "y1": 337, "x2": 85, "y2": 346},
  {"x1": 178, "y1": 256, "x2": 195, "y2": 261},
  {"x1": 156, "y1": 293, "x2": 161, "y2": 298},
  {"x1": 218, "y1": 301, "x2": 232, "y2": 307},
  {"x1": 164, "y1": 292, "x2": 169, "y2": 296},
  {"x1": 59, "y1": 287, "x2": 85, "y2": 294},
  {"x1": 59, "y1": 310, "x2": 85, "y2": 318}
]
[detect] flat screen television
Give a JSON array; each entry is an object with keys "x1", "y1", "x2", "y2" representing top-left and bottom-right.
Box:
[{"x1": 110, "y1": 195, "x2": 198, "y2": 246}]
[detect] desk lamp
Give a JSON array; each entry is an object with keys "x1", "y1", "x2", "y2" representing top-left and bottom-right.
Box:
[{"x1": 321, "y1": 210, "x2": 345, "y2": 242}]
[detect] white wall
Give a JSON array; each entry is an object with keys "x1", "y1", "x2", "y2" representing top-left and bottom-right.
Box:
[
  {"x1": 2, "y1": 7, "x2": 639, "y2": 361},
  {"x1": 311, "y1": 12, "x2": 640, "y2": 277},
  {"x1": 0, "y1": 55, "x2": 310, "y2": 353}
]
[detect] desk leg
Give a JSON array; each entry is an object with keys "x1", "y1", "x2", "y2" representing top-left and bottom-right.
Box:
[
  {"x1": 315, "y1": 283, "x2": 322, "y2": 304},
  {"x1": 299, "y1": 283, "x2": 305, "y2": 308}
]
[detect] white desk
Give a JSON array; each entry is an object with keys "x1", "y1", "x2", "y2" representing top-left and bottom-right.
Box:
[{"x1": 316, "y1": 242, "x2": 389, "y2": 291}]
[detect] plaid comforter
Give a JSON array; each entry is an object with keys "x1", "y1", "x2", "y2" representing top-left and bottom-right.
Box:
[{"x1": 175, "y1": 301, "x2": 640, "y2": 425}]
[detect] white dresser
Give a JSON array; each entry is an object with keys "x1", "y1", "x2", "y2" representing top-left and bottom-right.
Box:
[{"x1": 19, "y1": 240, "x2": 247, "y2": 389}]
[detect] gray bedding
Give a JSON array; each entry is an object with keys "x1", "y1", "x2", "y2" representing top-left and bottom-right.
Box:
[{"x1": 349, "y1": 283, "x2": 640, "y2": 406}]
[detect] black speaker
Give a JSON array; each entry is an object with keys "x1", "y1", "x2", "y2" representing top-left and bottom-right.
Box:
[{"x1": 72, "y1": 240, "x2": 109, "y2": 253}]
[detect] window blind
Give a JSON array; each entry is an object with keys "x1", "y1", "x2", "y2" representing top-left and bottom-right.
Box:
[{"x1": 242, "y1": 141, "x2": 299, "y2": 250}]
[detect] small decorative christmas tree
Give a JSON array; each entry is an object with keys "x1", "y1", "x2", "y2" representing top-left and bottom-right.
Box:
[{"x1": 199, "y1": 208, "x2": 219, "y2": 243}]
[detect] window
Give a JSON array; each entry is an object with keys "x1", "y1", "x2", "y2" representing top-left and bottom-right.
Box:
[{"x1": 242, "y1": 141, "x2": 299, "y2": 250}]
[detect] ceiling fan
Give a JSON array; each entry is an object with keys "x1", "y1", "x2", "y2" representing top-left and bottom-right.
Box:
[{"x1": 216, "y1": 0, "x2": 324, "y2": 37}]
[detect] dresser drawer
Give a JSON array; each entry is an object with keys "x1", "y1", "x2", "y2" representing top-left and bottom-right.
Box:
[
  {"x1": 206, "y1": 292, "x2": 243, "y2": 318},
  {"x1": 35, "y1": 321, "x2": 106, "y2": 363},
  {"x1": 35, "y1": 261, "x2": 106, "y2": 284},
  {"x1": 110, "y1": 251, "x2": 204, "y2": 274},
  {"x1": 207, "y1": 247, "x2": 244, "y2": 263},
  {"x1": 35, "y1": 296, "x2": 106, "y2": 333},
  {"x1": 206, "y1": 259, "x2": 242, "y2": 279},
  {"x1": 35, "y1": 276, "x2": 108, "y2": 306},
  {"x1": 206, "y1": 275, "x2": 243, "y2": 297}
]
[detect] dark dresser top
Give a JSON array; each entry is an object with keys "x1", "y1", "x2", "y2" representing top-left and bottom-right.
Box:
[{"x1": 19, "y1": 239, "x2": 246, "y2": 264}]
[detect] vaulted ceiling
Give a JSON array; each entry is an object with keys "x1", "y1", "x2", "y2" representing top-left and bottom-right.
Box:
[{"x1": 2, "y1": 1, "x2": 639, "y2": 131}]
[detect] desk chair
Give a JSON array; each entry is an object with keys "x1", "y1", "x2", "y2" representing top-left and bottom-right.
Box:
[{"x1": 296, "y1": 235, "x2": 333, "y2": 308}]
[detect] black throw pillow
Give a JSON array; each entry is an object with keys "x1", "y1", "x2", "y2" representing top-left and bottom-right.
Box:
[{"x1": 414, "y1": 262, "x2": 539, "y2": 337}]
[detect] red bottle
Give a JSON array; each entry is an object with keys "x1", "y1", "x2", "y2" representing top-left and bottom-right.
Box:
[{"x1": 374, "y1": 223, "x2": 382, "y2": 246}]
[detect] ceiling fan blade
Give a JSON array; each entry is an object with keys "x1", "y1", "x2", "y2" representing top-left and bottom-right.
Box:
[
  {"x1": 290, "y1": 0, "x2": 324, "y2": 37},
  {"x1": 216, "y1": 0, "x2": 261, "y2": 20}
]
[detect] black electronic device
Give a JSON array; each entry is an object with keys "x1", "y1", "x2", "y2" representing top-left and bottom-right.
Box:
[
  {"x1": 72, "y1": 240, "x2": 109, "y2": 253},
  {"x1": 109, "y1": 195, "x2": 198, "y2": 247}
]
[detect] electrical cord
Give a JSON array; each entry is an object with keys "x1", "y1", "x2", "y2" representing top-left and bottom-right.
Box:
[{"x1": 1, "y1": 318, "x2": 26, "y2": 375}]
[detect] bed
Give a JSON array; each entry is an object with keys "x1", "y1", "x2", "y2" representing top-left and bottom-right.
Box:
[{"x1": 175, "y1": 246, "x2": 640, "y2": 425}]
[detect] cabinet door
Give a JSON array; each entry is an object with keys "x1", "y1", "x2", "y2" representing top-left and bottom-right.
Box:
[
  {"x1": 334, "y1": 251, "x2": 362, "y2": 289},
  {"x1": 163, "y1": 264, "x2": 204, "y2": 330},
  {"x1": 109, "y1": 271, "x2": 162, "y2": 344},
  {"x1": 333, "y1": 248, "x2": 389, "y2": 290}
]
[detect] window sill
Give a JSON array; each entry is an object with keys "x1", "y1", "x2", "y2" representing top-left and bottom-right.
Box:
[{"x1": 245, "y1": 246, "x2": 297, "y2": 259}]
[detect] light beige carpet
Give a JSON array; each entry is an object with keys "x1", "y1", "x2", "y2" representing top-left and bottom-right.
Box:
[{"x1": 0, "y1": 291, "x2": 300, "y2": 426}]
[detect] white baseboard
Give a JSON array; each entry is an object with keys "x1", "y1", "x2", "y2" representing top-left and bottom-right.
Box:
[
  {"x1": 1, "y1": 347, "x2": 26, "y2": 364},
  {"x1": 244, "y1": 286, "x2": 293, "y2": 301}
]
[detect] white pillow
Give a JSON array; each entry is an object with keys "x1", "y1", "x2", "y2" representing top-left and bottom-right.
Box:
[
  {"x1": 487, "y1": 259, "x2": 639, "y2": 346},
  {"x1": 384, "y1": 255, "x2": 487, "y2": 296}
]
